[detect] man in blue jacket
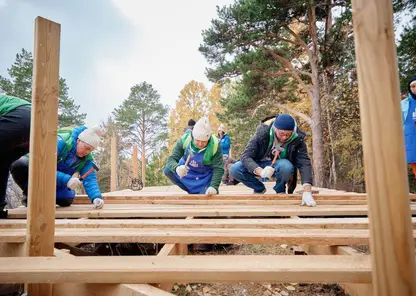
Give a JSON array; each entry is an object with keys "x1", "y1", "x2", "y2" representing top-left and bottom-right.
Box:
[
  {"x1": 402, "y1": 76, "x2": 416, "y2": 178},
  {"x1": 11, "y1": 126, "x2": 105, "y2": 209},
  {"x1": 217, "y1": 124, "x2": 235, "y2": 185},
  {"x1": 217, "y1": 124, "x2": 231, "y2": 158}
]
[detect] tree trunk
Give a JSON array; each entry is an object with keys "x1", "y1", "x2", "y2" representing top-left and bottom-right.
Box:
[
  {"x1": 322, "y1": 72, "x2": 337, "y2": 188},
  {"x1": 326, "y1": 104, "x2": 337, "y2": 187},
  {"x1": 324, "y1": 0, "x2": 336, "y2": 188},
  {"x1": 308, "y1": 1, "x2": 325, "y2": 188}
]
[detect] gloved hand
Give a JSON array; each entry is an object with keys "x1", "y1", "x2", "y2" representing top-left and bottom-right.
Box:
[
  {"x1": 260, "y1": 166, "x2": 275, "y2": 179},
  {"x1": 67, "y1": 178, "x2": 82, "y2": 190},
  {"x1": 205, "y1": 187, "x2": 218, "y2": 196},
  {"x1": 301, "y1": 192, "x2": 317, "y2": 207},
  {"x1": 176, "y1": 165, "x2": 189, "y2": 178},
  {"x1": 93, "y1": 197, "x2": 104, "y2": 209}
]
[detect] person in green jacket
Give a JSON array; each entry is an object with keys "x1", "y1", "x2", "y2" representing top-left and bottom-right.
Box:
[
  {"x1": 0, "y1": 91, "x2": 31, "y2": 210},
  {"x1": 164, "y1": 116, "x2": 224, "y2": 195}
]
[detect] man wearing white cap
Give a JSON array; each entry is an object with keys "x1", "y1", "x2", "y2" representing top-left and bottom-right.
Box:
[
  {"x1": 11, "y1": 125, "x2": 105, "y2": 209},
  {"x1": 164, "y1": 116, "x2": 224, "y2": 195}
]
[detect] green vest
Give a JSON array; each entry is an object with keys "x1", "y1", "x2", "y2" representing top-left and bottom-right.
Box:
[
  {"x1": 0, "y1": 94, "x2": 31, "y2": 116},
  {"x1": 181, "y1": 131, "x2": 219, "y2": 166}
]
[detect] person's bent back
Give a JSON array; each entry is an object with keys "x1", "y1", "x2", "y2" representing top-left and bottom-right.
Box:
[{"x1": 0, "y1": 93, "x2": 31, "y2": 210}]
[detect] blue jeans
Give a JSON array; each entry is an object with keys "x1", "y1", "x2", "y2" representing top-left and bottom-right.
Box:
[
  {"x1": 230, "y1": 159, "x2": 294, "y2": 193},
  {"x1": 163, "y1": 167, "x2": 208, "y2": 194}
]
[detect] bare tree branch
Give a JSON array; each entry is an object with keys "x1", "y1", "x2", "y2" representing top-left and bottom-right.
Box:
[
  {"x1": 275, "y1": 102, "x2": 313, "y2": 126},
  {"x1": 261, "y1": 46, "x2": 312, "y2": 97},
  {"x1": 283, "y1": 25, "x2": 310, "y2": 53}
]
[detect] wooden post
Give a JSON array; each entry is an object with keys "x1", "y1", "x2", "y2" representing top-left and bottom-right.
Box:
[
  {"x1": 132, "y1": 145, "x2": 138, "y2": 179},
  {"x1": 351, "y1": 1, "x2": 416, "y2": 295},
  {"x1": 26, "y1": 16, "x2": 61, "y2": 296},
  {"x1": 141, "y1": 148, "x2": 146, "y2": 188},
  {"x1": 111, "y1": 136, "x2": 117, "y2": 192}
]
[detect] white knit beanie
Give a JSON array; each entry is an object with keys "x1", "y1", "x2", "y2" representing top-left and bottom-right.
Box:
[
  {"x1": 217, "y1": 124, "x2": 225, "y2": 132},
  {"x1": 78, "y1": 126, "x2": 103, "y2": 148},
  {"x1": 192, "y1": 116, "x2": 212, "y2": 141}
]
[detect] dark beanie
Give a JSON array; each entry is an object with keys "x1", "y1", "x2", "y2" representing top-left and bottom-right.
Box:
[
  {"x1": 188, "y1": 119, "x2": 196, "y2": 127},
  {"x1": 408, "y1": 76, "x2": 416, "y2": 99},
  {"x1": 274, "y1": 114, "x2": 295, "y2": 131},
  {"x1": 409, "y1": 76, "x2": 416, "y2": 92}
]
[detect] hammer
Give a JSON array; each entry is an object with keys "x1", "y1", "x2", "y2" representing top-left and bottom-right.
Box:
[
  {"x1": 180, "y1": 150, "x2": 194, "y2": 179},
  {"x1": 79, "y1": 163, "x2": 100, "y2": 181},
  {"x1": 262, "y1": 146, "x2": 284, "y2": 182}
]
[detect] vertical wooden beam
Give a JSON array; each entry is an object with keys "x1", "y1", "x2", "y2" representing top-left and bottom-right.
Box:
[
  {"x1": 132, "y1": 145, "x2": 139, "y2": 179},
  {"x1": 111, "y1": 136, "x2": 117, "y2": 192},
  {"x1": 352, "y1": 1, "x2": 416, "y2": 295},
  {"x1": 141, "y1": 146, "x2": 146, "y2": 187},
  {"x1": 26, "y1": 16, "x2": 61, "y2": 296}
]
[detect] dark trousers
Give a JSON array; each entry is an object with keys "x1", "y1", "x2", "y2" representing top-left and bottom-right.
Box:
[
  {"x1": 11, "y1": 156, "x2": 74, "y2": 207},
  {"x1": 0, "y1": 106, "x2": 31, "y2": 207}
]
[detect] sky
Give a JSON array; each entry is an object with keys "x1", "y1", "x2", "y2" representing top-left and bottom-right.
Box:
[{"x1": 0, "y1": 0, "x2": 234, "y2": 126}]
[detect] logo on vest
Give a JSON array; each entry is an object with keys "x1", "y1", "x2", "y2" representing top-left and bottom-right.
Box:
[{"x1": 189, "y1": 160, "x2": 198, "y2": 167}]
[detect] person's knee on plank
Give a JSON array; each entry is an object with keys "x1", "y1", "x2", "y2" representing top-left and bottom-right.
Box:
[
  {"x1": 230, "y1": 114, "x2": 316, "y2": 207},
  {"x1": 165, "y1": 116, "x2": 224, "y2": 196},
  {"x1": 11, "y1": 126, "x2": 105, "y2": 209}
]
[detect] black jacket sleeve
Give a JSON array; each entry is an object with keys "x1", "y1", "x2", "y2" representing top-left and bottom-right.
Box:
[
  {"x1": 293, "y1": 140, "x2": 313, "y2": 185},
  {"x1": 240, "y1": 134, "x2": 262, "y2": 174}
]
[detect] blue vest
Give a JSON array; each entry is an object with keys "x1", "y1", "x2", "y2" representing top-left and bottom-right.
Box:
[
  {"x1": 177, "y1": 146, "x2": 213, "y2": 194},
  {"x1": 404, "y1": 96, "x2": 416, "y2": 163}
]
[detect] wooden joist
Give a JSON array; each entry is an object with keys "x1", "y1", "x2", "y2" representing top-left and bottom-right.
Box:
[
  {"x1": 74, "y1": 193, "x2": 416, "y2": 201},
  {"x1": 0, "y1": 255, "x2": 371, "y2": 284},
  {"x1": 54, "y1": 284, "x2": 176, "y2": 296},
  {"x1": 73, "y1": 199, "x2": 369, "y2": 205},
  {"x1": 3, "y1": 218, "x2": 416, "y2": 230},
  {"x1": 1, "y1": 228, "x2": 416, "y2": 245},
  {"x1": 9, "y1": 204, "x2": 416, "y2": 218},
  {"x1": 300, "y1": 245, "x2": 373, "y2": 296},
  {"x1": 53, "y1": 249, "x2": 175, "y2": 296}
]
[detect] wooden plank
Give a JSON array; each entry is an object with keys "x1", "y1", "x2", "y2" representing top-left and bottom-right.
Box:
[
  {"x1": 0, "y1": 255, "x2": 372, "y2": 284},
  {"x1": 156, "y1": 217, "x2": 192, "y2": 292},
  {"x1": 111, "y1": 137, "x2": 117, "y2": 192},
  {"x1": 53, "y1": 249, "x2": 174, "y2": 296},
  {"x1": 27, "y1": 16, "x2": 61, "y2": 296},
  {"x1": 156, "y1": 244, "x2": 177, "y2": 292},
  {"x1": 301, "y1": 245, "x2": 373, "y2": 296},
  {"x1": 74, "y1": 193, "x2": 416, "y2": 200},
  {"x1": 4, "y1": 217, "x2": 416, "y2": 230},
  {"x1": 73, "y1": 198, "x2": 369, "y2": 205},
  {"x1": 157, "y1": 244, "x2": 178, "y2": 257},
  {"x1": 2, "y1": 228, "x2": 416, "y2": 245},
  {"x1": 53, "y1": 284, "x2": 175, "y2": 296},
  {"x1": 352, "y1": 0, "x2": 416, "y2": 295},
  {"x1": 11, "y1": 204, "x2": 416, "y2": 218}
]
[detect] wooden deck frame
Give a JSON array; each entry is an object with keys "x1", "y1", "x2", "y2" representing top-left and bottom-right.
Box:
[{"x1": 7, "y1": 4, "x2": 416, "y2": 294}]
